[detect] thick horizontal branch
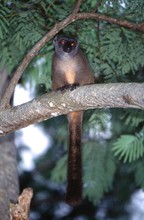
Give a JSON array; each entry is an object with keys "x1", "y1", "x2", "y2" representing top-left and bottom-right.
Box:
[{"x1": 0, "y1": 83, "x2": 143, "y2": 137}]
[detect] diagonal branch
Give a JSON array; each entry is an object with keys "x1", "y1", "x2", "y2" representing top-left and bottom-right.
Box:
[
  {"x1": 0, "y1": 83, "x2": 143, "y2": 137},
  {"x1": 0, "y1": 1, "x2": 84, "y2": 110},
  {"x1": 1, "y1": 5, "x2": 144, "y2": 109}
]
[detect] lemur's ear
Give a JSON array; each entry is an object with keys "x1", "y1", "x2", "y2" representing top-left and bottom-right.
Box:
[{"x1": 53, "y1": 35, "x2": 62, "y2": 45}]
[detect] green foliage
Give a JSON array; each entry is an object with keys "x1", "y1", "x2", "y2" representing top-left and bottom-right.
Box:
[
  {"x1": 87, "y1": 109, "x2": 109, "y2": 127},
  {"x1": 83, "y1": 142, "x2": 116, "y2": 203},
  {"x1": 113, "y1": 131, "x2": 144, "y2": 163},
  {"x1": 50, "y1": 155, "x2": 67, "y2": 183},
  {"x1": 50, "y1": 140, "x2": 116, "y2": 204},
  {"x1": 122, "y1": 109, "x2": 144, "y2": 127},
  {"x1": 0, "y1": 4, "x2": 10, "y2": 39},
  {"x1": 100, "y1": 28, "x2": 144, "y2": 81},
  {"x1": 135, "y1": 159, "x2": 144, "y2": 187}
]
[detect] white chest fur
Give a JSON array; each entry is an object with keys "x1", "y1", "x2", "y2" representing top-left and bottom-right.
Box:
[{"x1": 62, "y1": 58, "x2": 77, "y2": 84}]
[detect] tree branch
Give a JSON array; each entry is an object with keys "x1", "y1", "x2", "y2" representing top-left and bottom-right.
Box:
[
  {"x1": 0, "y1": 3, "x2": 144, "y2": 109},
  {"x1": 73, "y1": 0, "x2": 83, "y2": 14},
  {"x1": 93, "y1": 0, "x2": 104, "y2": 13},
  {"x1": 0, "y1": 83, "x2": 143, "y2": 137},
  {"x1": 0, "y1": 1, "x2": 81, "y2": 109},
  {"x1": 77, "y1": 13, "x2": 144, "y2": 32}
]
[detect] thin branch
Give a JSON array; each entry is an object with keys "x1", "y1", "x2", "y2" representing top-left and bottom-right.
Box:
[
  {"x1": 93, "y1": 0, "x2": 104, "y2": 13},
  {"x1": 0, "y1": 30, "x2": 54, "y2": 109},
  {"x1": 73, "y1": 0, "x2": 83, "y2": 14},
  {"x1": 0, "y1": 83, "x2": 143, "y2": 137},
  {"x1": 96, "y1": 21, "x2": 102, "y2": 63},
  {"x1": 76, "y1": 13, "x2": 144, "y2": 31},
  {"x1": 1, "y1": 9, "x2": 144, "y2": 109}
]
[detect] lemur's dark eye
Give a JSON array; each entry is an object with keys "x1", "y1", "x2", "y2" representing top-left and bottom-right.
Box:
[
  {"x1": 71, "y1": 41, "x2": 76, "y2": 47},
  {"x1": 60, "y1": 39, "x2": 65, "y2": 45}
]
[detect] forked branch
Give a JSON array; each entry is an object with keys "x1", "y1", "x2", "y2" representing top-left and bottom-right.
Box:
[{"x1": 0, "y1": 1, "x2": 144, "y2": 109}]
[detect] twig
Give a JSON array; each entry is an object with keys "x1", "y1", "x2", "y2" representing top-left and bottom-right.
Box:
[
  {"x1": 123, "y1": 95, "x2": 144, "y2": 109},
  {"x1": 93, "y1": 0, "x2": 104, "y2": 13},
  {"x1": 96, "y1": 21, "x2": 102, "y2": 63}
]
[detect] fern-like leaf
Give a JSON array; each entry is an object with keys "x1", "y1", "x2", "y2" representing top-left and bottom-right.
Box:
[
  {"x1": 50, "y1": 155, "x2": 67, "y2": 183},
  {"x1": 122, "y1": 109, "x2": 144, "y2": 127},
  {"x1": 83, "y1": 142, "x2": 115, "y2": 204},
  {"x1": 0, "y1": 4, "x2": 10, "y2": 39},
  {"x1": 113, "y1": 132, "x2": 144, "y2": 163}
]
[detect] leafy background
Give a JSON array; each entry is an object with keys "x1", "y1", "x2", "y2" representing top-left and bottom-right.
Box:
[{"x1": 1, "y1": 0, "x2": 144, "y2": 219}]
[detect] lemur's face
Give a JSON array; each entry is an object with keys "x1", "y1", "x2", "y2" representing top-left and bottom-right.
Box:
[{"x1": 53, "y1": 36, "x2": 79, "y2": 56}]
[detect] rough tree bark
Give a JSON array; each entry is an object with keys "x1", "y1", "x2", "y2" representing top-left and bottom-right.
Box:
[
  {"x1": 0, "y1": 83, "x2": 143, "y2": 137},
  {"x1": 0, "y1": 69, "x2": 19, "y2": 220}
]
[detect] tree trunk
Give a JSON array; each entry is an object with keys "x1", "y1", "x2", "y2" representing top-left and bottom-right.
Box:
[{"x1": 0, "y1": 69, "x2": 19, "y2": 219}]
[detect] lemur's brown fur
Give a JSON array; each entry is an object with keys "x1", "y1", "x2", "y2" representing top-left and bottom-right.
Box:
[{"x1": 52, "y1": 36, "x2": 94, "y2": 205}]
